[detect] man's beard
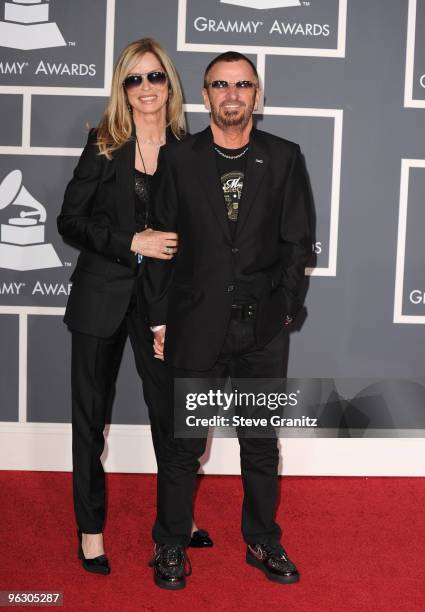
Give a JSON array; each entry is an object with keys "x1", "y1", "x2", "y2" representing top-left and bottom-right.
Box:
[{"x1": 210, "y1": 98, "x2": 255, "y2": 130}]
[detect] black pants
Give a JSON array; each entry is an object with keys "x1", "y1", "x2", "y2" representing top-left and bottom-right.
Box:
[
  {"x1": 153, "y1": 316, "x2": 288, "y2": 546},
  {"x1": 71, "y1": 296, "x2": 172, "y2": 533}
]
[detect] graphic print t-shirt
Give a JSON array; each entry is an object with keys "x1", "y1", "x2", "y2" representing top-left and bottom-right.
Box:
[
  {"x1": 214, "y1": 143, "x2": 248, "y2": 242},
  {"x1": 215, "y1": 143, "x2": 257, "y2": 305}
]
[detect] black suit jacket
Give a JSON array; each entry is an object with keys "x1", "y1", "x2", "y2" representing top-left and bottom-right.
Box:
[
  {"x1": 144, "y1": 126, "x2": 312, "y2": 371},
  {"x1": 57, "y1": 127, "x2": 178, "y2": 338}
]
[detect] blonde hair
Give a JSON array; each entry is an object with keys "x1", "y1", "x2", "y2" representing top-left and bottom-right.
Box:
[{"x1": 96, "y1": 38, "x2": 186, "y2": 158}]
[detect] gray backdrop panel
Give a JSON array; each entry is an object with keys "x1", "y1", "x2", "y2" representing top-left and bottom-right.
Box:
[
  {"x1": 27, "y1": 315, "x2": 70, "y2": 423},
  {"x1": 413, "y1": 0, "x2": 425, "y2": 100},
  {"x1": 0, "y1": 0, "x2": 106, "y2": 88},
  {"x1": 0, "y1": 95, "x2": 22, "y2": 145},
  {"x1": 0, "y1": 315, "x2": 19, "y2": 421},
  {"x1": 0, "y1": 156, "x2": 79, "y2": 308},
  {"x1": 403, "y1": 168, "x2": 425, "y2": 317},
  {"x1": 184, "y1": 0, "x2": 340, "y2": 50},
  {"x1": 31, "y1": 97, "x2": 107, "y2": 148}
]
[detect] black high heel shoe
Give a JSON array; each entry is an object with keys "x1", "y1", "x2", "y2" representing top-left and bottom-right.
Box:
[
  {"x1": 77, "y1": 529, "x2": 111, "y2": 575},
  {"x1": 189, "y1": 529, "x2": 214, "y2": 548}
]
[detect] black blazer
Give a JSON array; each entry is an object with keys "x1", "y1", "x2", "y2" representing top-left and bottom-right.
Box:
[
  {"x1": 57, "y1": 127, "x2": 178, "y2": 337},
  {"x1": 144, "y1": 126, "x2": 313, "y2": 371}
]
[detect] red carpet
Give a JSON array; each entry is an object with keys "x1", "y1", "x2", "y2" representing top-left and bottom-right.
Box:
[{"x1": 0, "y1": 472, "x2": 424, "y2": 611}]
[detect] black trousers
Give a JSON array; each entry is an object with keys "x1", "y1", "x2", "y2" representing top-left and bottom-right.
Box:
[
  {"x1": 71, "y1": 295, "x2": 173, "y2": 533},
  {"x1": 153, "y1": 315, "x2": 288, "y2": 546}
]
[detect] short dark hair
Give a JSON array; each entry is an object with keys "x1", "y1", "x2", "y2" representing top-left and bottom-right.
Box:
[{"x1": 203, "y1": 51, "x2": 258, "y2": 87}]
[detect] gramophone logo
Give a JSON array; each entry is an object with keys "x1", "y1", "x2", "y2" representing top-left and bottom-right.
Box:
[
  {"x1": 0, "y1": 170, "x2": 62, "y2": 271},
  {"x1": 220, "y1": 0, "x2": 301, "y2": 7},
  {"x1": 0, "y1": 0, "x2": 66, "y2": 50}
]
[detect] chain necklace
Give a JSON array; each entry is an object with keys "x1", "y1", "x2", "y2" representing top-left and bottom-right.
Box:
[
  {"x1": 135, "y1": 130, "x2": 165, "y2": 147},
  {"x1": 136, "y1": 135, "x2": 165, "y2": 147},
  {"x1": 135, "y1": 135, "x2": 147, "y2": 173},
  {"x1": 135, "y1": 135, "x2": 151, "y2": 229},
  {"x1": 214, "y1": 145, "x2": 249, "y2": 160}
]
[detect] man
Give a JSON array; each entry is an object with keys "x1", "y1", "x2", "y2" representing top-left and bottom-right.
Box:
[{"x1": 144, "y1": 51, "x2": 312, "y2": 589}]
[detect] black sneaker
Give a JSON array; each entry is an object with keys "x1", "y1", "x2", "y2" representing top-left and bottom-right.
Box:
[
  {"x1": 246, "y1": 542, "x2": 299, "y2": 584},
  {"x1": 149, "y1": 544, "x2": 192, "y2": 590}
]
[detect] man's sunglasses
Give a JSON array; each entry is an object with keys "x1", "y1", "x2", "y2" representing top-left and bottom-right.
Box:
[
  {"x1": 123, "y1": 71, "x2": 167, "y2": 90},
  {"x1": 206, "y1": 80, "x2": 257, "y2": 89}
]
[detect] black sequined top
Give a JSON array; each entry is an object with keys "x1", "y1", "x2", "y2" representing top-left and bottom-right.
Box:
[{"x1": 134, "y1": 168, "x2": 153, "y2": 231}]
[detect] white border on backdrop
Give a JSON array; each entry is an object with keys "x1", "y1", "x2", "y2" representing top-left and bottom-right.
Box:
[
  {"x1": 185, "y1": 104, "x2": 343, "y2": 277},
  {"x1": 404, "y1": 0, "x2": 425, "y2": 108},
  {"x1": 177, "y1": 0, "x2": 347, "y2": 58},
  {"x1": 393, "y1": 159, "x2": 425, "y2": 324}
]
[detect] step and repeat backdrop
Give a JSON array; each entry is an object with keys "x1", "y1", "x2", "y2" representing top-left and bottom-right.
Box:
[{"x1": 0, "y1": 0, "x2": 424, "y2": 474}]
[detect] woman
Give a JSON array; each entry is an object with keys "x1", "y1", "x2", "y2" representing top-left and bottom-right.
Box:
[{"x1": 57, "y1": 38, "x2": 212, "y2": 575}]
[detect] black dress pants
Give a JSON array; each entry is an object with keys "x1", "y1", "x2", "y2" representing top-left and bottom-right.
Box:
[
  {"x1": 71, "y1": 295, "x2": 172, "y2": 533},
  {"x1": 153, "y1": 315, "x2": 288, "y2": 547}
]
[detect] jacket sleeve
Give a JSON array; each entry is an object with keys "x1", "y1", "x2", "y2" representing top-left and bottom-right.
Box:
[
  {"x1": 57, "y1": 130, "x2": 134, "y2": 259},
  {"x1": 143, "y1": 146, "x2": 178, "y2": 325},
  {"x1": 279, "y1": 145, "x2": 313, "y2": 318}
]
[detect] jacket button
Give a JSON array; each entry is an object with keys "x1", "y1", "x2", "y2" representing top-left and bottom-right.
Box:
[
  {"x1": 116, "y1": 258, "x2": 121, "y2": 263},
  {"x1": 231, "y1": 247, "x2": 239, "y2": 253},
  {"x1": 227, "y1": 284, "x2": 234, "y2": 292}
]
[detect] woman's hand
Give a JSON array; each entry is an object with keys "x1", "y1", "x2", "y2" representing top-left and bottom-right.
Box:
[
  {"x1": 152, "y1": 326, "x2": 166, "y2": 361},
  {"x1": 131, "y1": 228, "x2": 178, "y2": 260}
]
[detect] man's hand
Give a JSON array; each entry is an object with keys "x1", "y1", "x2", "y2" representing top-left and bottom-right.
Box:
[
  {"x1": 153, "y1": 326, "x2": 166, "y2": 360},
  {"x1": 131, "y1": 228, "x2": 177, "y2": 260}
]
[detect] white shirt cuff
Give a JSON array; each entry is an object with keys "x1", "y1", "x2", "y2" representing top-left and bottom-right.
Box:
[{"x1": 150, "y1": 325, "x2": 166, "y2": 332}]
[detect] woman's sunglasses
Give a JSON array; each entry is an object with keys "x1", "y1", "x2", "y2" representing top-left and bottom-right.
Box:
[{"x1": 123, "y1": 71, "x2": 167, "y2": 90}]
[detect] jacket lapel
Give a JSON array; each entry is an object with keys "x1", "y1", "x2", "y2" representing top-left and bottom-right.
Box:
[
  {"x1": 235, "y1": 128, "x2": 269, "y2": 240},
  {"x1": 193, "y1": 127, "x2": 232, "y2": 244}
]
